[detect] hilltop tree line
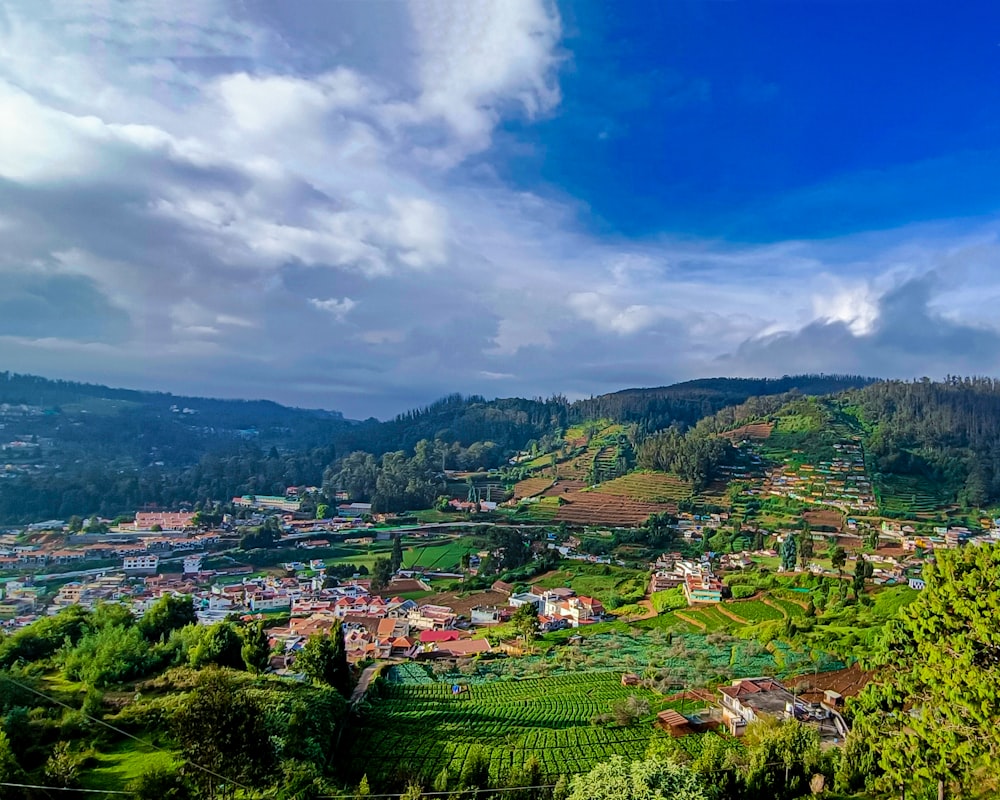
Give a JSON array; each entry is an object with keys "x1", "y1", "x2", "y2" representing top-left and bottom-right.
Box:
[
  {"x1": 846, "y1": 377, "x2": 1000, "y2": 506},
  {"x1": 10, "y1": 371, "x2": 1000, "y2": 523}
]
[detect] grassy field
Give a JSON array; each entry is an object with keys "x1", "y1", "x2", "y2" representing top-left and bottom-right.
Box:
[
  {"x1": 79, "y1": 742, "x2": 179, "y2": 792},
  {"x1": 322, "y1": 537, "x2": 474, "y2": 572},
  {"x1": 531, "y1": 563, "x2": 647, "y2": 603}
]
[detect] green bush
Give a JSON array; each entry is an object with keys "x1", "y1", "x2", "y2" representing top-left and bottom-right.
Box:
[{"x1": 731, "y1": 585, "x2": 755, "y2": 600}]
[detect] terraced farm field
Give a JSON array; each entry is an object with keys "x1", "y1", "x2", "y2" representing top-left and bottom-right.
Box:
[
  {"x1": 723, "y1": 600, "x2": 784, "y2": 624},
  {"x1": 350, "y1": 673, "x2": 666, "y2": 785},
  {"x1": 597, "y1": 472, "x2": 693, "y2": 502},
  {"x1": 552, "y1": 492, "x2": 673, "y2": 525},
  {"x1": 512, "y1": 477, "x2": 553, "y2": 499},
  {"x1": 721, "y1": 422, "x2": 774, "y2": 441},
  {"x1": 522, "y1": 496, "x2": 561, "y2": 521},
  {"x1": 876, "y1": 473, "x2": 947, "y2": 515}
]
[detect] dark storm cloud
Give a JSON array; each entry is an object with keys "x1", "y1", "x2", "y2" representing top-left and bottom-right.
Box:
[
  {"x1": 0, "y1": 272, "x2": 130, "y2": 343},
  {"x1": 722, "y1": 275, "x2": 1000, "y2": 378}
]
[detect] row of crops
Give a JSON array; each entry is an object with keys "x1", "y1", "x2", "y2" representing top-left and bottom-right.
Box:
[
  {"x1": 351, "y1": 673, "x2": 662, "y2": 784},
  {"x1": 597, "y1": 472, "x2": 694, "y2": 502},
  {"x1": 875, "y1": 473, "x2": 946, "y2": 514}
]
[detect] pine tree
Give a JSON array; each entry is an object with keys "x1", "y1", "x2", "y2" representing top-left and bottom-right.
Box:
[
  {"x1": 780, "y1": 533, "x2": 797, "y2": 572},
  {"x1": 391, "y1": 533, "x2": 403, "y2": 572}
]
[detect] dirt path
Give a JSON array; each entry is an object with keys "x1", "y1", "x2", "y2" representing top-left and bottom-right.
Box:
[
  {"x1": 714, "y1": 604, "x2": 749, "y2": 625},
  {"x1": 761, "y1": 596, "x2": 789, "y2": 618},
  {"x1": 351, "y1": 664, "x2": 380, "y2": 704},
  {"x1": 674, "y1": 611, "x2": 706, "y2": 631},
  {"x1": 614, "y1": 599, "x2": 657, "y2": 622}
]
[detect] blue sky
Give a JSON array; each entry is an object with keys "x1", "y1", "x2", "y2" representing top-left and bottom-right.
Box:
[
  {"x1": 3, "y1": 1, "x2": 1000, "y2": 417},
  {"x1": 510, "y1": 1, "x2": 1000, "y2": 240}
]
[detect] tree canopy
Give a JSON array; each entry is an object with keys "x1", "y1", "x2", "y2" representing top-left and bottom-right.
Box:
[{"x1": 848, "y1": 545, "x2": 1000, "y2": 798}]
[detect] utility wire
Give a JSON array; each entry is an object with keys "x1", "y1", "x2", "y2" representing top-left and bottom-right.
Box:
[
  {"x1": 0, "y1": 781, "x2": 130, "y2": 794},
  {"x1": 0, "y1": 672, "x2": 255, "y2": 795}
]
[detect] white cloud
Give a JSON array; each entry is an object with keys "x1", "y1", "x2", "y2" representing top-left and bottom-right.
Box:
[
  {"x1": 406, "y1": 0, "x2": 562, "y2": 161},
  {"x1": 309, "y1": 297, "x2": 357, "y2": 321},
  {"x1": 811, "y1": 282, "x2": 881, "y2": 336},
  {"x1": 5, "y1": 1, "x2": 1000, "y2": 416}
]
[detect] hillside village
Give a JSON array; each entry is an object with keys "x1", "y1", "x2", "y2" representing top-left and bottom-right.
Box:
[{"x1": 5, "y1": 385, "x2": 1000, "y2": 796}]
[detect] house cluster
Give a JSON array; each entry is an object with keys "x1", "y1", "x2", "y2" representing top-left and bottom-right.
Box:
[
  {"x1": 507, "y1": 586, "x2": 606, "y2": 630},
  {"x1": 0, "y1": 581, "x2": 43, "y2": 626},
  {"x1": 132, "y1": 511, "x2": 197, "y2": 530},
  {"x1": 763, "y1": 441, "x2": 875, "y2": 513},
  {"x1": 718, "y1": 677, "x2": 849, "y2": 743},
  {"x1": 232, "y1": 494, "x2": 302, "y2": 513},
  {"x1": 265, "y1": 583, "x2": 491, "y2": 666},
  {"x1": 0, "y1": 522, "x2": 223, "y2": 573},
  {"x1": 879, "y1": 521, "x2": 991, "y2": 552},
  {"x1": 649, "y1": 554, "x2": 723, "y2": 604},
  {"x1": 675, "y1": 513, "x2": 728, "y2": 541}
]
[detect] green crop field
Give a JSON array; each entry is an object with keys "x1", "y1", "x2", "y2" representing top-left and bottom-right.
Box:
[
  {"x1": 531, "y1": 563, "x2": 647, "y2": 602},
  {"x1": 350, "y1": 672, "x2": 666, "y2": 784},
  {"x1": 522, "y1": 496, "x2": 560, "y2": 521},
  {"x1": 724, "y1": 600, "x2": 784, "y2": 624},
  {"x1": 349, "y1": 630, "x2": 847, "y2": 785}
]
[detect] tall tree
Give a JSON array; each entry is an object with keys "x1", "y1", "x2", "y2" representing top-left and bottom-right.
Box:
[
  {"x1": 371, "y1": 557, "x2": 393, "y2": 594},
  {"x1": 139, "y1": 594, "x2": 196, "y2": 642},
  {"x1": 172, "y1": 669, "x2": 276, "y2": 800},
  {"x1": 391, "y1": 534, "x2": 403, "y2": 572},
  {"x1": 511, "y1": 604, "x2": 540, "y2": 641},
  {"x1": 240, "y1": 621, "x2": 271, "y2": 674},
  {"x1": 294, "y1": 625, "x2": 351, "y2": 697},
  {"x1": 780, "y1": 533, "x2": 797, "y2": 572},
  {"x1": 849, "y1": 546, "x2": 1000, "y2": 798}
]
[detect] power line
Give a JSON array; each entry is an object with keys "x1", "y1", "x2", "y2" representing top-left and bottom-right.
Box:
[
  {"x1": 0, "y1": 781, "x2": 130, "y2": 794},
  {"x1": 0, "y1": 672, "x2": 255, "y2": 795}
]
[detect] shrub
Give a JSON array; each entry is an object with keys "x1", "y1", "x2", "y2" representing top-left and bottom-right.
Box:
[{"x1": 731, "y1": 585, "x2": 755, "y2": 600}]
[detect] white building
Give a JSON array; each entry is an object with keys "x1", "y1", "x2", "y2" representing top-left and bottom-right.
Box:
[{"x1": 123, "y1": 555, "x2": 159, "y2": 575}]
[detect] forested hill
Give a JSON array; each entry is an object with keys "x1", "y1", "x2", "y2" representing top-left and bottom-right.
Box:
[
  {"x1": 0, "y1": 370, "x2": 895, "y2": 522},
  {"x1": 845, "y1": 377, "x2": 1000, "y2": 506},
  {"x1": 571, "y1": 375, "x2": 876, "y2": 435},
  {"x1": 337, "y1": 374, "x2": 877, "y2": 456}
]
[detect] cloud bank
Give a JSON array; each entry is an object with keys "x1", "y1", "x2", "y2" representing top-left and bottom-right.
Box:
[{"x1": 3, "y1": 1, "x2": 1000, "y2": 417}]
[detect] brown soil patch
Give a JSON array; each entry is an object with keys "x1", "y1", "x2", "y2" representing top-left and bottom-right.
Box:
[
  {"x1": 416, "y1": 590, "x2": 509, "y2": 617},
  {"x1": 721, "y1": 422, "x2": 774, "y2": 441},
  {"x1": 804, "y1": 509, "x2": 844, "y2": 531},
  {"x1": 541, "y1": 479, "x2": 587, "y2": 497},
  {"x1": 387, "y1": 578, "x2": 430, "y2": 593},
  {"x1": 664, "y1": 688, "x2": 716, "y2": 705},
  {"x1": 513, "y1": 477, "x2": 554, "y2": 499},
  {"x1": 553, "y1": 491, "x2": 675, "y2": 526}
]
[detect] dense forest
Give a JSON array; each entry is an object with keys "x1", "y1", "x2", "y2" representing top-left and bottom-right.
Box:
[{"x1": 844, "y1": 377, "x2": 1000, "y2": 506}]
